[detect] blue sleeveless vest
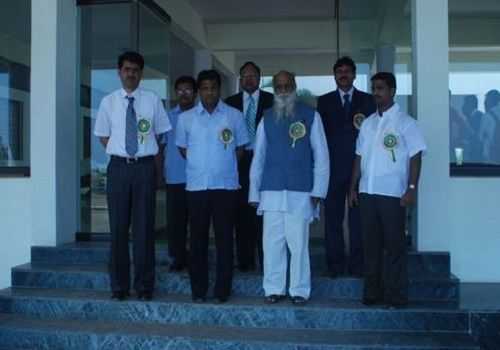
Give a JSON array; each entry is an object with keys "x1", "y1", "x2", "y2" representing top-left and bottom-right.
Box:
[{"x1": 260, "y1": 103, "x2": 315, "y2": 192}]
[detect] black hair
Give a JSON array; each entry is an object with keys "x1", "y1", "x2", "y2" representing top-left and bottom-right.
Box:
[
  {"x1": 333, "y1": 56, "x2": 356, "y2": 74},
  {"x1": 371, "y1": 72, "x2": 397, "y2": 90},
  {"x1": 197, "y1": 69, "x2": 221, "y2": 88},
  {"x1": 118, "y1": 51, "x2": 145, "y2": 69},
  {"x1": 486, "y1": 89, "x2": 500, "y2": 104},
  {"x1": 463, "y1": 95, "x2": 478, "y2": 109},
  {"x1": 175, "y1": 76, "x2": 197, "y2": 92},
  {"x1": 239, "y1": 61, "x2": 261, "y2": 76}
]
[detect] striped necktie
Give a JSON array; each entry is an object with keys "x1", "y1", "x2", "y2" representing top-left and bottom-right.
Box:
[
  {"x1": 125, "y1": 96, "x2": 138, "y2": 157},
  {"x1": 246, "y1": 95, "x2": 257, "y2": 145}
]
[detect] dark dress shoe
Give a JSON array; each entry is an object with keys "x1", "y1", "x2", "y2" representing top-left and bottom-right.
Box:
[
  {"x1": 360, "y1": 298, "x2": 383, "y2": 306},
  {"x1": 111, "y1": 291, "x2": 129, "y2": 301},
  {"x1": 265, "y1": 294, "x2": 286, "y2": 304},
  {"x1": 386, "y1": 301, "x2": 407, "y2": 310},
  {"x1": 192, "y1": 296, "x2": 206, "y2": 303},
  {"x1": 137, "y1": 291, "x2": 153, "y2": 301},
  {"x1": 291, "y1": 296, "x2": 307, "y2": 305},
  {"x1": 326, "y1": 270, "x2": 343, "y2": 279},
  {"x1": 214, "y1": 296, "x2": 228, "y2": 303},
  {"x1": 169, "y1": 262, "x2": 186, "y2": 272},
  {"x1": 237, "y1": 264, "x2": 255, "y2": 272}
]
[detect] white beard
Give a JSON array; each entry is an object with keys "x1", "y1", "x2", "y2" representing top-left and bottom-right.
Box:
[{"x1": 273, "y1": 92, "x2": 297, "y2": 122}]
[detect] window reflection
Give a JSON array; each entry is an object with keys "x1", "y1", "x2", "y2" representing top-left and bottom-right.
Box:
[
  {"x1": 0, "y1": 0, "x2": 30, "y2": 170},
  {"x1": 449, "y1": 0, "x2": 500, "y2": 171}
]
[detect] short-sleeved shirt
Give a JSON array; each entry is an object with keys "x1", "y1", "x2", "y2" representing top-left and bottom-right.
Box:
[
  {"x1": 94, "y1": 87, "x2": 171, "y2": 157},
  {"x1": 161, "y1": 105, "x2": 187, "y2": 184},
  {"x1": 176, "y1": 100, "x2": 248, "y2": 191},
  {"x1": 356, "y1": 103, "x2": 427, "y2": 198}
]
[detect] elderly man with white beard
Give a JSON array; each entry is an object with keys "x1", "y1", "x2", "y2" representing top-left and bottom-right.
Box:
[{"x1": 249, "y1": 70, "x2": 330, "y2": 305}]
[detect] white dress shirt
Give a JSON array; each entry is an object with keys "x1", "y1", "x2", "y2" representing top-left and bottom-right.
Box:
[
  {"x1": 175, "y1": 100, "x2": 248, "y2": 191},
  {"x1": 338, "y1": 87, "x2": 354, "y2": 105},
  {"x1": 248, "y1": 112, "x2": 330, "y2": 221},
  {"x1": 94, "y1": 87, "x2": 171, "y2": 157},
  {"x1": 356, "y1": 103, "x2": 427, "y2": 198}
]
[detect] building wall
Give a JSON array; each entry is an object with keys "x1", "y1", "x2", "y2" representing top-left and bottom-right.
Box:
[
  {"x1": 0, "y1": 0, "x2": 499, "y2": 289},
  {"x1": 0, "y1": 179, "x2": 31, "y2": 288},
  {"x1": 449, "y1": 179, "x2": 500, "y2": 281}
]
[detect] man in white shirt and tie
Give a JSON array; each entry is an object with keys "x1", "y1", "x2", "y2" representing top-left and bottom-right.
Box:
[
  {"x1": 94, "y1": 51, "x2": 171, "y2": 301},
  {"x1": 225, "y1": 61, "x2": 274, "y2": 272}
]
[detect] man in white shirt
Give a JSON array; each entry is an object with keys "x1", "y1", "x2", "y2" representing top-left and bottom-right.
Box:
[
  {"x1": 348, "y1": 72, "x2": 426, "y2": 309},
  {"x1": 160, "y1": 76, "x2": 197, "y2": 272},
  {"x1": 176, "y1": 69, "x2": 248, "y2": 303},
  {"x1": 225, "y1": 61, "x2": 274, "y2": 273},
  {"x1": 249, "y1": 70, "x2": 329, "y2": 305},
  {"x1": 94, "y1": 51, "x2": 171, "y2": 301}
]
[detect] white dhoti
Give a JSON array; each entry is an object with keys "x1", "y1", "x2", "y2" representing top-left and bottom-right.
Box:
[{"x1": 263, "y1": 211, "x2": 310, "y2": 299}]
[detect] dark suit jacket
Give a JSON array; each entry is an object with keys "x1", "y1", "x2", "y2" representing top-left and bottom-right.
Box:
[
  {"x1": 225, "y1": 89, "x2": 274, "y2": 128},
  {"x1": 317, "y1": 88, "x2": 376, "y2": 182}
]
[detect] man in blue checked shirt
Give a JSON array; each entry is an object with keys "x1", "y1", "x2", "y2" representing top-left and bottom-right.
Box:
[
  {"x1": 176, "y1": 69, "x2": 248, "y2": 303},
  {"x1": 160, "y1": 76, "x2": 197, "y2": 272}
]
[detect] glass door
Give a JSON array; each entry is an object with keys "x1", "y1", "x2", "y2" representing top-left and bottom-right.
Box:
[{"x1": 77, "y1": 0, "x2": 170, "y2": 237}]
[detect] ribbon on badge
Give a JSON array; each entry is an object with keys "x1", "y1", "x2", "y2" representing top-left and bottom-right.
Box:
[
  {"x1": 289, "y1": 121, "x2": 306, "y2": 148},
  {"x1": 353, "y1": 112, "x2": 365, "y2": 130},
  {"x1": 382, "y1": 132, "x2": 399, "y2": 162},
  {"x1": 220, "y1": 127, "x2": 234, "y2": 150},
  {"x1": 137, "y1": 118, "x2": 151, "y2": 144}
]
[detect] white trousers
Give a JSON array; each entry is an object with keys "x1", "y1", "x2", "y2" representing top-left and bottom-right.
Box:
[{"x1": 262, "y1": 211, "x2": 311, "y2": 299}]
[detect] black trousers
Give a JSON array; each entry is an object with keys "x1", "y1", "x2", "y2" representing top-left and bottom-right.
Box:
[
  {"x1": 166, "y1": 183, "x2": 188, "y2": 265},
  {"x1": 106, "y1": 156, "x2": 156, "y2": 294},
  {"x1": 235, "y1": 151, "x2": 263, "y2": 269},
  {"x1": 324, "y1": 179, "x2": 363, "y2": 275},
  {"x1": 187, "y1": 189, "x2": 237, "y2": 299},
  {"x1": 359, "y1": 193, "x2": 408, "y2": 304}
]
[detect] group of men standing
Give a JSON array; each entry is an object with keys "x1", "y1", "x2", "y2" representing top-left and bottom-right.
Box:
[{"x1": 94, "y1": 51, "x2": 426, "y2": 309}]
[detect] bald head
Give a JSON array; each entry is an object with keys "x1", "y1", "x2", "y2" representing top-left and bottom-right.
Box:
[{"x1": 272, "y1": 70, "x2": 296, "y2": 95}]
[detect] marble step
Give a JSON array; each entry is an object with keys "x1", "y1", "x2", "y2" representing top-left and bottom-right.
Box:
[
  {"x1": 11, "y1": 263, "x2": 459, "y2": 301},
  {"x1": 0, "y1": 288, "x2": 469, "y2": 332},
  {"x1": 31, "y1": 242, "x2": 451, "y2": 278},
  {"x1": 0, "y1": 314, "x2": 479, "y2": 350}
]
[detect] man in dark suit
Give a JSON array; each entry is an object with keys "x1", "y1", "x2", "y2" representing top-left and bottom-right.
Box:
[
  {"x1": 225, "y1": 61, "x2": 274, "y2": 272},
  {"x1": 317, "y1": 56, "x2": 376, "y2": 278}
]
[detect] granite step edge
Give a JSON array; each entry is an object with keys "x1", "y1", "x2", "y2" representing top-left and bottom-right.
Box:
[
  {"x1": 0, "y1": 288, "x2": 470, "y2": 332},
  {"x1": 0, "y1": 313, "x2": 479, "y2": 350},
  {"x1": 11, "y1": 262, "x2": 460, "y2": 282}
]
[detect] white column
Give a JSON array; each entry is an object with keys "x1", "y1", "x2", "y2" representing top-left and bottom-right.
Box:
[
  {"x1": 412, "y1": 0, "x2": 449, "y2": 251},
  {"x1": 31, "y1": 0, "x2": 78, "y2": 245},
  {"x1": 193, "y1": 49, "x2": 212, "y2": 77},
  {"x1": 376, "y1": 43, "x2": 396, "y2": 73},
  {"x1": 229, "y1": 74, "x2": 240, "y2": 94}
]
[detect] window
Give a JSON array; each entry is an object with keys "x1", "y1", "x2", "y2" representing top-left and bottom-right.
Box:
[
  {"x1": 0, "y1": 0, "x2": 30, "y2": 175},
  {"x1": 449, "y1": 0, "x2": 500, "y2": 176}
]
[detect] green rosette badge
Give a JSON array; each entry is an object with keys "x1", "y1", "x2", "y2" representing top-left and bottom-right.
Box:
[
  {"x1": 137, "y1": 118, "x2": 151, "y2": 144},
  {"x1": 353, "y1": 112, "x2": 365, "y2": 130},
  {"x1": 289, "y1": 121, "x2": 306, "y2": 148},
  {"x1": 220, "y1": 127, "x2": 234, "y2": 150},
  {"x1": 381, "y1": 132, "x2": 399, "y2": 162}
]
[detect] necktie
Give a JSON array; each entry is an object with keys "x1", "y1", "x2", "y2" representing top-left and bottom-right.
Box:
[
  {"x1": 125, "y1": 96, "x2": 138, "y2": 157},
  {"x1": 246, "y1": 95, "x2": 257, "y2": 145},
  {"x1": 343, "y1": 94, "x2": 351, "y2": 122}
]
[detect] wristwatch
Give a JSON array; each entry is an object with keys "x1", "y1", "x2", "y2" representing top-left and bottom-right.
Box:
[{"x1": 408, "y1": 184, "x2": 416, "y2": 190}]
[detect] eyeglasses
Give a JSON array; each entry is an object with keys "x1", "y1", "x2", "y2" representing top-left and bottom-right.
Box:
[
  {"x1": 241, "y1": 74, "x2": 259, "y2": 80},
  {"x1": 176, "y1": 88, "x2": 194, "y2": 95}
]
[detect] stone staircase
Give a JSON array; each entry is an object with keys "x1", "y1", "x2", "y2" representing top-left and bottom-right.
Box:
[{"x1": 0, "y1": 242, "x2": 492, "y2": 349}]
